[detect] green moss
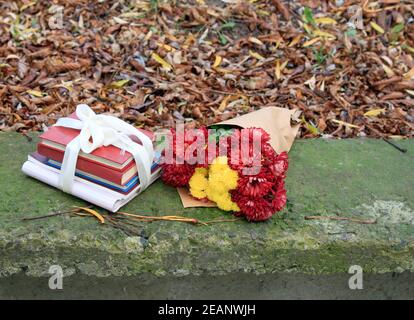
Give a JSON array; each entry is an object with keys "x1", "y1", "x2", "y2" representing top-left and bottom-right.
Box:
[{"x1": 0, "y1": 133, "x2": 413, "y2": 276}]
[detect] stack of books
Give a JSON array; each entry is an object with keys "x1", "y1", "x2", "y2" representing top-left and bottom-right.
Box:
[{"x1": 22, "y1": 116, "x2": 161, "y2": 212}]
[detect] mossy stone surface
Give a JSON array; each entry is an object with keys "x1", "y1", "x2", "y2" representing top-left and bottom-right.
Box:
[{"x1": 0, "y1": 132, "x2": 413, "y2": 277}]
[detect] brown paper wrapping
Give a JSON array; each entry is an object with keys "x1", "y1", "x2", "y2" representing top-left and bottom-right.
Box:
[
  {"x1": 178, "y1": 107, "x2": 300, "y2": 208},
  {"x1": 177, "y1": 187, "x2": 217, "y2": 207}
]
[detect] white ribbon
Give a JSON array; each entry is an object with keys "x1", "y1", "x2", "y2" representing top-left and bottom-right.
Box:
[{"x1": 55, "y1": 104, "x2": 154, "y2": 194}]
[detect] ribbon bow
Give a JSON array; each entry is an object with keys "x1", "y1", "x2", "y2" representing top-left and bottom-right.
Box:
[{"x1": 55, "y1": 104, "x2": 154, "y2": 194}]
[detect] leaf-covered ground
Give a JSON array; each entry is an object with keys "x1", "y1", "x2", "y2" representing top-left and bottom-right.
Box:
[{"x1": 0, "y1": 0, "x2": 413, "y2": 138}]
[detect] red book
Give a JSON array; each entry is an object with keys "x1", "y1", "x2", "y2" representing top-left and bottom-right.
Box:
[
  {"x1": 37, "y1": 143, "x2": 137, "y2": 185},
  {"x1": 38, "y1": 112, "x2": 155, "y2": 184},
  {"x1": 39, "y1": 113, "x2": 154, "y2": 171}
]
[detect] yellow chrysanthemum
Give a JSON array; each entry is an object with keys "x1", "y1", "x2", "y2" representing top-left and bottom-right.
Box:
[
  {"x1": 209, "y1": 156, "x2": 228, "y2": 173},
  {"x1": 189, "y1": 167, "x2": 209, "y2": 199},
  {"x1": 188, "y1": 156, "x2": 240, "y2": 211},
  {"x1": 206, "y1": 188, "x2": 240, "y2": 212},
  {"x1": 209, "y1": 156, "x2": 241, "y2": 211},
  {"x1": 205, "y1": 176, "x2": 227, "y2": 194}
]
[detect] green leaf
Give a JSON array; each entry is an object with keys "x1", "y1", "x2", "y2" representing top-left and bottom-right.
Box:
[
  {"x1": 313, "y1": 48, "x2": 327, "y2": 65},
  {"x1": 391, "y1": 23, "x2": 404, "y2": 34},
  {"x1": 345, "y1": 27, "x2": 357, "y2": 37},
  {"x1": 109, "y1": 79, "x2": 130, "y2": 89},
  {"x1": 220, "y1": 21, "x2": 236, "y2": 30},
  {"x1": 303, "y1": 7, "x2": 316, "y2": 27},
  {"x1": 218, "y1": 33, "x2": 228, "y2": 45},
  {"x1": 301, "y1": 116, "x2": 319, "y2": 135},
  {"x1": 150, "y1": 0, "x2": 159, "y2": 11},
  {"x1": 208, "y1": 126, "x2": 234, "y2": 143},
  {"x1": 154, "y1": 133, "x2": 167, "y2": 149}
]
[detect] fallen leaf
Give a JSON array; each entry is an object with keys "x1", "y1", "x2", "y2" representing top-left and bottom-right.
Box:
[
  {"x1": 219, "y1": 95, "x2": 232, "y2": 112},
  {"x1": 288, "y1": 35, "x2": 302, "y2": 47},
  {"x1": 109, "y1": 79, "x2": 130, "y2": 89},
  {"x1": 303, "y1": 23, "x2": 312, "y2": 34},
  {"x1": 391, "y1": 23, "x2": 404, "y2": 33},
  {"x1": 330, "y1": 119, "x2": 359, "y2": 129},
  {"x1": 302, "y1": 116, "x2": 319, "y2": 135},
  {"x1": 20, "y1": 1, "x2": 37, "y2": 11},
  {"x1": 74, "y1": 206, "x2": 105, "y2": 224},
  {"x1": 218, "y1": 94, "x2": 247, "y2": 112},
  {"x1": 113, "y1": 16, "x2": 129, "y2": 25},
  {"x1": 404, "y1": 67, "x2": 414, "y2": 80},
  {"x1": 389, "y1": 135, "x2": 404, "y2": 140},
  {"x1": 151, "y1": 52, "x2": 172, "y2": 71},
  {"x1": 315, "y1": 17, "x2": 337, "y2": 25},
  {"x1": 1, "y1": 0, "x2": 412, "y2": 140},
  {"x1": 313, "y1": 29, "x2": 336, "y2": 39},
  {"x1": 370, "y1": 21, "x2": 385, "y2": 34},
  {"x1": 275, "y1": 60, "x2": 281, "y2": 80},
  {"x1": 213, "y1": 55, "x2": 222, "y2": 68},
  {"x1": 27, "y1": 90, "x2": 47, "y2": 97},
  {"x1": 272, "y1": 0, "x2": 290, "y2": 20},
  {"x1": 248, "y1": 37, "x2": 264, "y2": 46},
  {"x1": 304, "y1": 75, "x2": 316, "y2": 90},
  {"x1": 382, "y1": 64, "x2": 395, "y2": 77},
  {"x1": 364, "y1": 108, "x2": 386, "y2": 117},
  {"x1": 249, "y1": 50, "x2": 265, "y2": 60},
  {"x1": 303, "y1": 37, "x2": 321, "y2": 47}
]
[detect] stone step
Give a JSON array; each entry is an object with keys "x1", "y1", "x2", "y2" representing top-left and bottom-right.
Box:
[{"x1": 0, "y1": 133, "x2": 413, "y2": 298}]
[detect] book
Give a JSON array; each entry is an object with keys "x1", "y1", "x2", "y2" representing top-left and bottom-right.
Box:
[
  {"x1": 31, "y1": 152, "x2": 160, "y2": 194},
  {"x1": 39, "y1": 113, "x2": 154, "y2": 171},
  {"x1": 37, "y1": 142, "x2": 137, "y2": 185},
  {"x1": 22, "y1": 154, "x2": 161, "y2": 212},
  {"x1": 21, "y1": 105, "x2": 162, "y2": 212}
]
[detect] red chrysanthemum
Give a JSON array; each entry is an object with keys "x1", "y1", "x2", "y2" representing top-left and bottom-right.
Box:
[
  {"x1": 225, "y1": 128, "x2": 275, "y2": 172},
  {"x1": 160, "y1": 125, "x2": 289, "y2": 223},
  {"x1": 236, "y1": 168, "x2": 275, "y2": 197},
  {"x1": 161, "y1": 162, "x2": 195, "y2": 187},
  {"x1": 232, "y1": 192, "x2": 275, "y2": 222},
  {"x1": 270, "y1": 179, "x2": 287, "y2": 212},
  {"x1": 269, "y1": 151, "x2": 289, "y2": 178},
  {"x1": 175, "y1": 127, "x2": 210, "y2": 168},
  {"x1": 262, "y1": 143, "x2": 278, "y2": 166}
]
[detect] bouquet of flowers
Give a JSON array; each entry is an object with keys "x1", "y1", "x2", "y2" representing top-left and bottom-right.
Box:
[{"x1": 160, "y1": 126, "x2": 288, "y2": 221}]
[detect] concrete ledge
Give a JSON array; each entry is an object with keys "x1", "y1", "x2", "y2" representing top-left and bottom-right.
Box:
[
  {"x1": 0, "y1": 133, "x2": 413, "y2": 298},
  {"x1": 1, "y1": 272, "x2": 414, "y2": 299}
]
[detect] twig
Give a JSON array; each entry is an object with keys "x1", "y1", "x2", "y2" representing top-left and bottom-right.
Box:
[
  {"x1": 109, "y1": 216, "x2": 146, "y2": 229},
  {"x1": 382, "y1": 138, "x2": 407, "y2": 153},
  {"x1": 271, "y1": 0, "x2": 291, "y2": 20},
  {"x1": 210, "y1": 89, "x2": 264, "y2": 97},
  {"x1": 117, "y1": 211, "x2": 203, "y2": 225},
  {"x1": 304, "y1": 215, "x2": 376, "y2": 225},
  {"x1": 106, "y1": 218, "x2": 140, "y2": 237},
  {"x1": 21, "y1": 206, "x2": 92, "y2": 221}
]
